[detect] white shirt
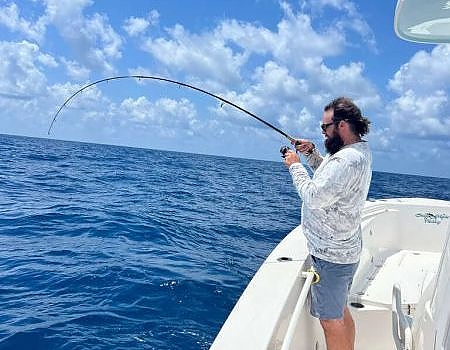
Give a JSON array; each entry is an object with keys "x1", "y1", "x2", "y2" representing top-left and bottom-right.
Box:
[{"x1": 288, "y1": 142, "x2": 372, "y2": 264}]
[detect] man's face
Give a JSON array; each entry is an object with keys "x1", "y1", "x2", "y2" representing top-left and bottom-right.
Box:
[{"x1": 322, "y1": 109, "x2": 343, "y2": 155}]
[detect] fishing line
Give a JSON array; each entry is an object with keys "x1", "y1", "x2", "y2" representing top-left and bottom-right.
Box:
[{"x1": 48, "y1": 75, "x2": 297, "y2": 144}]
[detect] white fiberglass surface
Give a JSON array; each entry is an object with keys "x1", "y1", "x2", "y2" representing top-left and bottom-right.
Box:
[{"x1": 395, "y1": 0, "x2": 450, "y2": 43}]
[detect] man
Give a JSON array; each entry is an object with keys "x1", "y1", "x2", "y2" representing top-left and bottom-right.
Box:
[{"x1": 283, "y1": 97, "x2": 372, "y2": 350}]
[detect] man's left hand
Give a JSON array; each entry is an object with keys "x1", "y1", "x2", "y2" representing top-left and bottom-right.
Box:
[{"x1": 283, "y1": 150, "x2": 300, "y2": 168}]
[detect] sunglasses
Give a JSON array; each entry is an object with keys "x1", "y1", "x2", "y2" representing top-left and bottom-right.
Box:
[{"x1": 320, "y1": 121, "x2": 335, "y2": 132}]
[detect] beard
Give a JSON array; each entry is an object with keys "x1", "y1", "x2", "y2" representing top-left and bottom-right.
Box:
[{"x1": 325, "y1": 130, "x2": 344, "y2": 155}]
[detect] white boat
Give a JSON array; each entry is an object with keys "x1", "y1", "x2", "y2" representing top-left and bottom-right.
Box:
[
  {"x1": 210, "y1": 198, "x2": 450, "y2": 350},
  {"x1": 211, "y1": 2, "x2": 450, "y2": 349}
]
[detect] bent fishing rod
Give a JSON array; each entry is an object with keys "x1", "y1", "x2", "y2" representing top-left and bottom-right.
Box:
[{"x1": 48, "y1": 75, "x2": 300, "y2": 152}]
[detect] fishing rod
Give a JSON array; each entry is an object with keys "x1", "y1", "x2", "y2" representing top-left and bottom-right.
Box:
[{"x1": 48, "y1": 75, "x2": 298, "y2": 148}]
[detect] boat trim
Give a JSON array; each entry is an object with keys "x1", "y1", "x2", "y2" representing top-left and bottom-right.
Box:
[
  {"x1": 280, "y1": 271, "x2": 315, "y2": 350},
  {"x1": 392, "y1": 283, "x2": 413, "y2": 350}
]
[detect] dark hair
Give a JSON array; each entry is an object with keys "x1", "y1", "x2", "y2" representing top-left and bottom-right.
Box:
[{"x1": 324, "y1": 97, "x2": 370, "y2": 137}]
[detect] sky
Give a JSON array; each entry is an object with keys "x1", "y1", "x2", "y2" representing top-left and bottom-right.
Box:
[{"x1": 0, "y1": 0, "x2": 449, "y2": 179}]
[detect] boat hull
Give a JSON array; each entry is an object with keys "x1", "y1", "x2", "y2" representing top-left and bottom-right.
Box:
[{"x1": 210, "y1": 198, "x2": 450, "y2": 350}]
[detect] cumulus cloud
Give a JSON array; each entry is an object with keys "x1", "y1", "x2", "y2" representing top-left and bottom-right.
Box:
[
  {"x1": 388, "y1": 90, "x2": 450, "y2": 138},
  {"x1": 389, "y1": 45, "x2": 450, "y2": 94},
  {"x1": 44, "y1": 0, "x2": 122, "y2": 75},
  {"x1": 0, "y1": 40, "x2": 55, "y2": 98},
  {"x1": 141, "y1": 3, "x2": 349, "y2": 86},
  {"x1": 0, "y1": 1, "x2": 122, "y2": 76},
  {"x1": 123, "y1": 10, "x2": 159, "y2": 37},
  {"x1": 47, "y1": 81, "x2": 114, "y2": 132},
  {"x1": 138, "y1": 2, "x2": 380, "y2": 141},
  {"x1": 123, "y1": 17, "x2": 150, "y2": 37},
  {"x1": 312, "y1": 62, "x2": 381, "y2": 108},
  {"x1": 214, "y1": 19, "x2": 274, "y2": 55},
  {"x1": 252, "y1": 61, "x2": 308, "y2": 102},
  {"x1": 6, "y1": 1, "x2": 446, "y2": 175},
  {"x1": 272, "y1": 4, "x2": 346, "y2": 67},
  {"x1": 51, "y1": 82, "x2": 107, "y2": 112},
  {"x1": 0, "y1": 3, "x2": 47, "y2": 42},
  {"x1": 214, "y1": 9, "x2": 345, "y2": 74},
  {"x1": 61, "y1": 58, "x2": 90, "y2": 81},
  {"x1": 143, "y1": 24, "x2": 247, "y2": 86},
  {"x1": 119, "y1": 96, "x2": 198, "y2": 136},
  {"x1": 387, "y1": 45, "x2": 450, "y2": 139},
  {"x1": 301, "y1": 0, "x2": 377, "y2": 52}
]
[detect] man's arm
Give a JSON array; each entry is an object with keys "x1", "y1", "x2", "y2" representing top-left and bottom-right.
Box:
[
  {"x1": 285, "y1": 152, "x2": 350, "y2": 209},
  {"x1": 305, "y1": 147, "x2": 323, "y2": 171},
  {"x1": 293, "y1": 139, "x2": 323, "y2": 171}
]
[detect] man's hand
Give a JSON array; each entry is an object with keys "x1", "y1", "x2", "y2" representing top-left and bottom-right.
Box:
[
  {"x1": 292, "y1": 139, "x2": 315, "y2": 155},
  {"x1": 283, "y1": 150, "x2": 300, "y2": 167}
]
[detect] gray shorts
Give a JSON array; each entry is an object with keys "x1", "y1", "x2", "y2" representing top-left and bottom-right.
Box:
[{"x1": 309, "y1": 255, "x2": 358, "y2": 320}]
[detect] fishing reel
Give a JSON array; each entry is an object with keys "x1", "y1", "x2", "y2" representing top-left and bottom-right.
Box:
[
  {"x1": 280, "y1": 140, "x2": 302, "y2": 158},
  {"x1": 280, "y1": 145, "x2": 291, "y2": 158}
]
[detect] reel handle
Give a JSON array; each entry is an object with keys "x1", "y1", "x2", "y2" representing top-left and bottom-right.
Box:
[{"x1": 280, "y1": 145, "x2": 290, "y2": 158}]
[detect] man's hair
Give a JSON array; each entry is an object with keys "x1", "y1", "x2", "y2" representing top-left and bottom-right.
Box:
[{"x1": 324, "y1": 97, "x2": 370, "y2": 137}]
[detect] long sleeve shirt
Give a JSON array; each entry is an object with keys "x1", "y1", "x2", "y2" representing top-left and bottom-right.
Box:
[{"x1": 288, "y1": 142, "x2": 372, "y2": 264}]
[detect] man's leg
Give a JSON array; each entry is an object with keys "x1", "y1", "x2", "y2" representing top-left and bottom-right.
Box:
[
  {"x1": 320, "y1": 307, "x2": 355, "y2": 350},
  {"x1": 309, "y1": 256, "x2": 358, "y2": 350},
  {"x1": 344, "y1": 307, "x2": 355, "y2": 347}
]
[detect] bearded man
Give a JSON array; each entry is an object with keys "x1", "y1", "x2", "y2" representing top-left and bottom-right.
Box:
[{"x1": 283, "y1": 97, "x2": 372, "y2": 350}]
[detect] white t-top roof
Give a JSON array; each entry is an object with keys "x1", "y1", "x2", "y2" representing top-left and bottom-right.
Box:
[{"x1": 395, "y1": 0, "x2": 450, "y2": 43}]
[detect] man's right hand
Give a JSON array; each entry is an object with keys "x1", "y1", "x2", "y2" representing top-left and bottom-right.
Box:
[{"x1": 291, "y1": 139, "x2": 315, "y2": 155}]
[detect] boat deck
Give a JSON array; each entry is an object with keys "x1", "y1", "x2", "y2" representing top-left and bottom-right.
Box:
[
  {"x1": 349, "y1": 249, "x2": 441, "y2": 349},
  {"x1": 210, "y1": 199, "x2": 450, "y2": 350},
  {"x1": 351, "y1": 249, "x2": 441, "y2": 310}
]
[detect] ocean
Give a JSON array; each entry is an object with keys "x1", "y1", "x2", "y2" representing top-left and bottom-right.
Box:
[{"x1": 0, "y1": 133, "x2": 449, "y2": 350}]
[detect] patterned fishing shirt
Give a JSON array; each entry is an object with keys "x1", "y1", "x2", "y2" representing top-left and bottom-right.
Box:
[{"x1": 288, "y1": 142, "x2": 372, "y2": 264}]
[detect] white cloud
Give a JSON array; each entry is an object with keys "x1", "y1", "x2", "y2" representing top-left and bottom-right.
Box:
[
  {"x1": 272, "y1": 6, "x2": 346, "y2": 68},
  {"x1": 143, "y1": 24, "x2": 247, "y2": 86},
  {"x1": 44, "y1": 0, "x2": 93, "y2": 22},
  {"x1": 215, "y1": 10, "x2": 344, "y2": 75},
  {"x1": 37, "y1": 52, "x2": 58, "y2": 68},
  {"x1": 205, "y1": 59, "x2": 379, "y2": 140},
  {"x1": 43, "y1": 0, "x2": 122, "y2": 75},
  {"x1": 0, "y1": 3, "x2": 47, "y2": 42},
  {"x1": 387, "y1": 45, "x2": 450, "y2": 139},
  {"x1": 138, "y1": 2, "x2": 379, "y2": 140},
  {"x1": 46, "y1": 81, "x2": 115, "y2": 135},
  {"x1": 219, "y1": 60, "x2": 311, "y2": 130},
  {"x1": 123, "y1": 17, "x2": 150, "y2": 37},
  {"x1": 118, "y1": 96, "x2": 198, "y2": 137},
  {"x1": 389, "y1": 45, "x2": 450, "y2": 94},
  {"x1": 388, "y1": 90, "x2": 450, "y2": 137},
  {"x1": 301, "y1": 0, "x2": 377, "y2": 52},
  {"x1": 127, "y1": 66, "x2": 157, "y2": 77},
  {"x1": 0, "y1": 40, "x2": 52, "y2": 98},
  {"x1": 123, "y1": 10, "x2": 159, "y2": 37},
  {"x1": 49, "y1": 82, "x2": 107, "y2": 113},
  {"x1": 252, "y1": 61, "x2": 308, "y2": 101},
  {"x1": 314, "y1": 62, "x2": 381, "y2": 108},
  {"x1": 61, "y1": 58, "x2": 90, "y2": 81},
  {"x1": 278, "y1": 107, "x2": 316, "y2": 137},
  {"x1": 215, "y1": 19, "x2": 274, "y2": 55}
]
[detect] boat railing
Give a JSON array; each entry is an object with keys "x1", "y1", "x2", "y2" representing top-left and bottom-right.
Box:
[
  {"x1": 362, "y1": 206, "x2": 398, "y2": 221},
  {"x1": 280, "y1": 270, "x2": 316, "y2": 350},
  {"x1": 392, "y1": 283, "x2": 413, "y2": 350}
]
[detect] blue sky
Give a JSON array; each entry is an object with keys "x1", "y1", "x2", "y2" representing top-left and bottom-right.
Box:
[{"x1": 0, "y1": 0, "x2": 449, "y2": 178}]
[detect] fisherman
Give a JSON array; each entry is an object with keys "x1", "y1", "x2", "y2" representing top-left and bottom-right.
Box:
[{"x1": 283, "y1": 97, "x2": 372, "y2": 350}]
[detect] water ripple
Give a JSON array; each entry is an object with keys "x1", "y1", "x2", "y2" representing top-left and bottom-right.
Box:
[{"x1": 0, "y1": 134, "x2": 449, "y2": 349}]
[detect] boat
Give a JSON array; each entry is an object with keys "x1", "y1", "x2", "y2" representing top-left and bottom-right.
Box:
[
  {"x1": 210, "y1": 2, "x2": 450, "y2": 349},
  {"x1": 210, "y1": 198, "x2": 450, "y2": 350}
]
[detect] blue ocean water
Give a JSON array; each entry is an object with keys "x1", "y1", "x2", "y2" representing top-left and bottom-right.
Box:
[{"x1": 0, "y1": 133, "x2": 449, "y2": 350}]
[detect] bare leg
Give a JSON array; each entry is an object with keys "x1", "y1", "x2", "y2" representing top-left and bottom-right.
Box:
[
  {"x1": 320, "y1": 307, "x2": 355, "y2": 350},
  {"x1": 344, "y1": 307, "x2": 355, "y2": 348}
]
